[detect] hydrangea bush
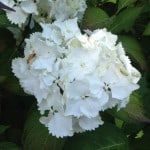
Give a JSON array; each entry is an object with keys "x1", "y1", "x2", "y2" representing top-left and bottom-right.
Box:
[{"x1": 0, "y1": 0, "x2": 150, "y2": 149}]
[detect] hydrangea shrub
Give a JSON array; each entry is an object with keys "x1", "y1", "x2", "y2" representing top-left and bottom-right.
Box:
[{"x1": 0, "y1": 0, "x2": 150, "y2": 149}]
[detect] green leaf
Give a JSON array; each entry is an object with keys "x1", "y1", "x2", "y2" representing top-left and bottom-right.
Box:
[
  {"x1": 0, "y1": 125, "x2": 9, "y2": 135},
  {"x1": 118, "y1": 35, "x2": 146, "y2": 69},
  {"x1": 82, "y1": 7, "x2": 110, "y2": 30},
  {"x1": 106, "y1": 0, "x2": 117, "y2": 3},
  {"x1": 139, "y1": 75, "x2": 150, "y2": 118},
  {"x1": 124, "y1": 92, "x2": 150, "y2": 123},
  {"x1": 131, "y1": 126, "x2": 150, "y2": 150},
  {"x1": 122, "y1": 123, "x2": 144, "y2": 136},
  {"x1": 143, "y1": 22, "x2": 150, "y2": 36},
  {"x1": 118, "y1": 0, "x2": 137, "y2": 11},
  {"x1": 108, "y1": 92, "x2": 150, "y2": 124},
  {"x1": 100, "y1": 0, "x2": 117, "y2": 3},
  {"x1": 135, "y1": 130, "x2": 144, "y2": 139},
  {"x1": 86, "y1": 0, "x2": 97, "y2": 7},
  {"x1": 0, "y1": 75, "x2": 7, "y2": 84},
  {"x1": 64, "y1": 123, "x2": 129, "y2": 150},
  {"x1": 0, "y1": 10, "x2": 12, "y2": 27},
  {"x1": 0, "y1": 142, "x2": 21, "y2": 150},
  {"x1": 3, "y1": 73, "x2": 26, "y2": 96},
  {"x1": 23, "y1": 105, "x2": 65, "y2": 150},
  {"x1": 109, "y1": 7, "x2": 142, "y2": 33},
  {"x1": 0, "y1": 29, "x2": 16, "y2": 83}
]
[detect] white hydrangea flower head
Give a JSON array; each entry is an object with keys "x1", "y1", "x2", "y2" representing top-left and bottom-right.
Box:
[
  {"x1": 12, "y1": 18, "x2": 141, "y2": 138},
  {"x1": 49, "y1": 0, "x2": 87, "y2": 21}
]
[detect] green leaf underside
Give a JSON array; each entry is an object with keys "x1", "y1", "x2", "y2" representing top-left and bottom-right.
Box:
[{"x1": 64, "y1": 123, "x2": 129, "y2": 150}]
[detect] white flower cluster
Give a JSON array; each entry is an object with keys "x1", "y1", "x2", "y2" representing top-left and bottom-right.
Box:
[
  {"x1": 12, "y1": 18, "x2": 141, "y2": 137},
  {"x1": 0, "y1": 0, "x2": 87, "y2": 26}
]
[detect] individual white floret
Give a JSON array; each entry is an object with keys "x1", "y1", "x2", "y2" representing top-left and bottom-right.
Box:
[
  {"x1": 40, "y1": 112, "x2": 73, "y2": 138},
  {"x1": 78, "y1": 115, "x2": 103, "y2": 130},
  {"x1": 40, "y1": 18, "x2": 81, "y2": 46},
  {"x1": 2, "y1": 0, "x2": 38, "y2": 26},
  {"x1": 49, "y1": 0, "x2": 87, "y2": 21}
]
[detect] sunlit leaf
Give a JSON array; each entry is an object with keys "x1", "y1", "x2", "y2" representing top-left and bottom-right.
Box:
[
  {"x1": 135, "y1": 130, "x2": 144, "y2": 139},
  {"x1": 131, "y1": 126, "x2": 150, "y2": 150},
  {"x1": 109, "y1": 7, "x2": 142, "y2": 33},
  {"x1": 23, "y1": 105, "x2": 65, "y2": 150},
  {"x1": 64, "y1": 123, "x2": 129, "y2": 150},
  {"x1": 106, "y1": 0, "x2": 117, "y2": 3},
  {"x1": 118, "y1": 0, "x2": 137, "y2": 11},
  {"x1": 100, "y1": 0, "x2": 117, "y2": 3},
  {"x1": 122, "y1": 123, "x2": 144, "y2": 136},
  {"x1": 82, "y1": 7, "x2": 110, "y2": 30}
]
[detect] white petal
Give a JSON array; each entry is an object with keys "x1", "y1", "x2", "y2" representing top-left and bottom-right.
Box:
[
  {"x1": 80, "y1": 97, "x2": 101, "y2": 118},
  {"x1": 54, "y1": 18, "x2": 80, "y2": 41},
  {"x1": 31, "y1": 56, "x2": 55, "y2": 72},
  {"x1": 12, "y1": 58, "x2": 29, "y2": 78},
  {"x1": 102, "y1": 65, "x2": 120, "y2": 84},
  {"x1": 6, "y1": 6, "x2": 27, "y2": 26},
  {"x1": 20, "y1": 76, "x2": 49, "y2": 102},
  {"x1": 48, "y1": 112, "x2": 73, "y2": 138},
  {"x1": 65, "y1": 98, "x2": 82, "y2": 117},
  {"x1": 21, "y1": 0, "x2": 38, "y2": 14},
  {"x1": 98, "y1": 91, "x2": 109, "y2": 109},
  {"x1": 111, "y1": 82, "x2": 139, "y2": 99},
  {"x1": 79, "y1": 116, "x2": 103, "y2": 130},
  {"x1": 42, "y1": 75, "x2": 55, "y2": 87},
  {"x1": 65, "y1": 80, "x2": 89, "y2": 99},
  {"x1": 40, "y1": 23, "x2": 62, "y2": 45}
]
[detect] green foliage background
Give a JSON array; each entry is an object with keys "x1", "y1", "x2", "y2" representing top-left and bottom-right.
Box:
[{"x1": 0, "y1": 0, "x2": 150, "y2": 149}]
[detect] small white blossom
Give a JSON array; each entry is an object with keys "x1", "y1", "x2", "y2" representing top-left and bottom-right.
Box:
[
  {"x1": 0, "y1": 0, "x2": 38, "y2": 26},
  {"x1": 79, "y1": 115, "x2": 103, "y2": 130},
  {"x1": 49, "y1": 0, "x2": 87, "y2": 21},
  {"x1": 40, "y1": 112, "x2": 74, "y2": 138}
]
